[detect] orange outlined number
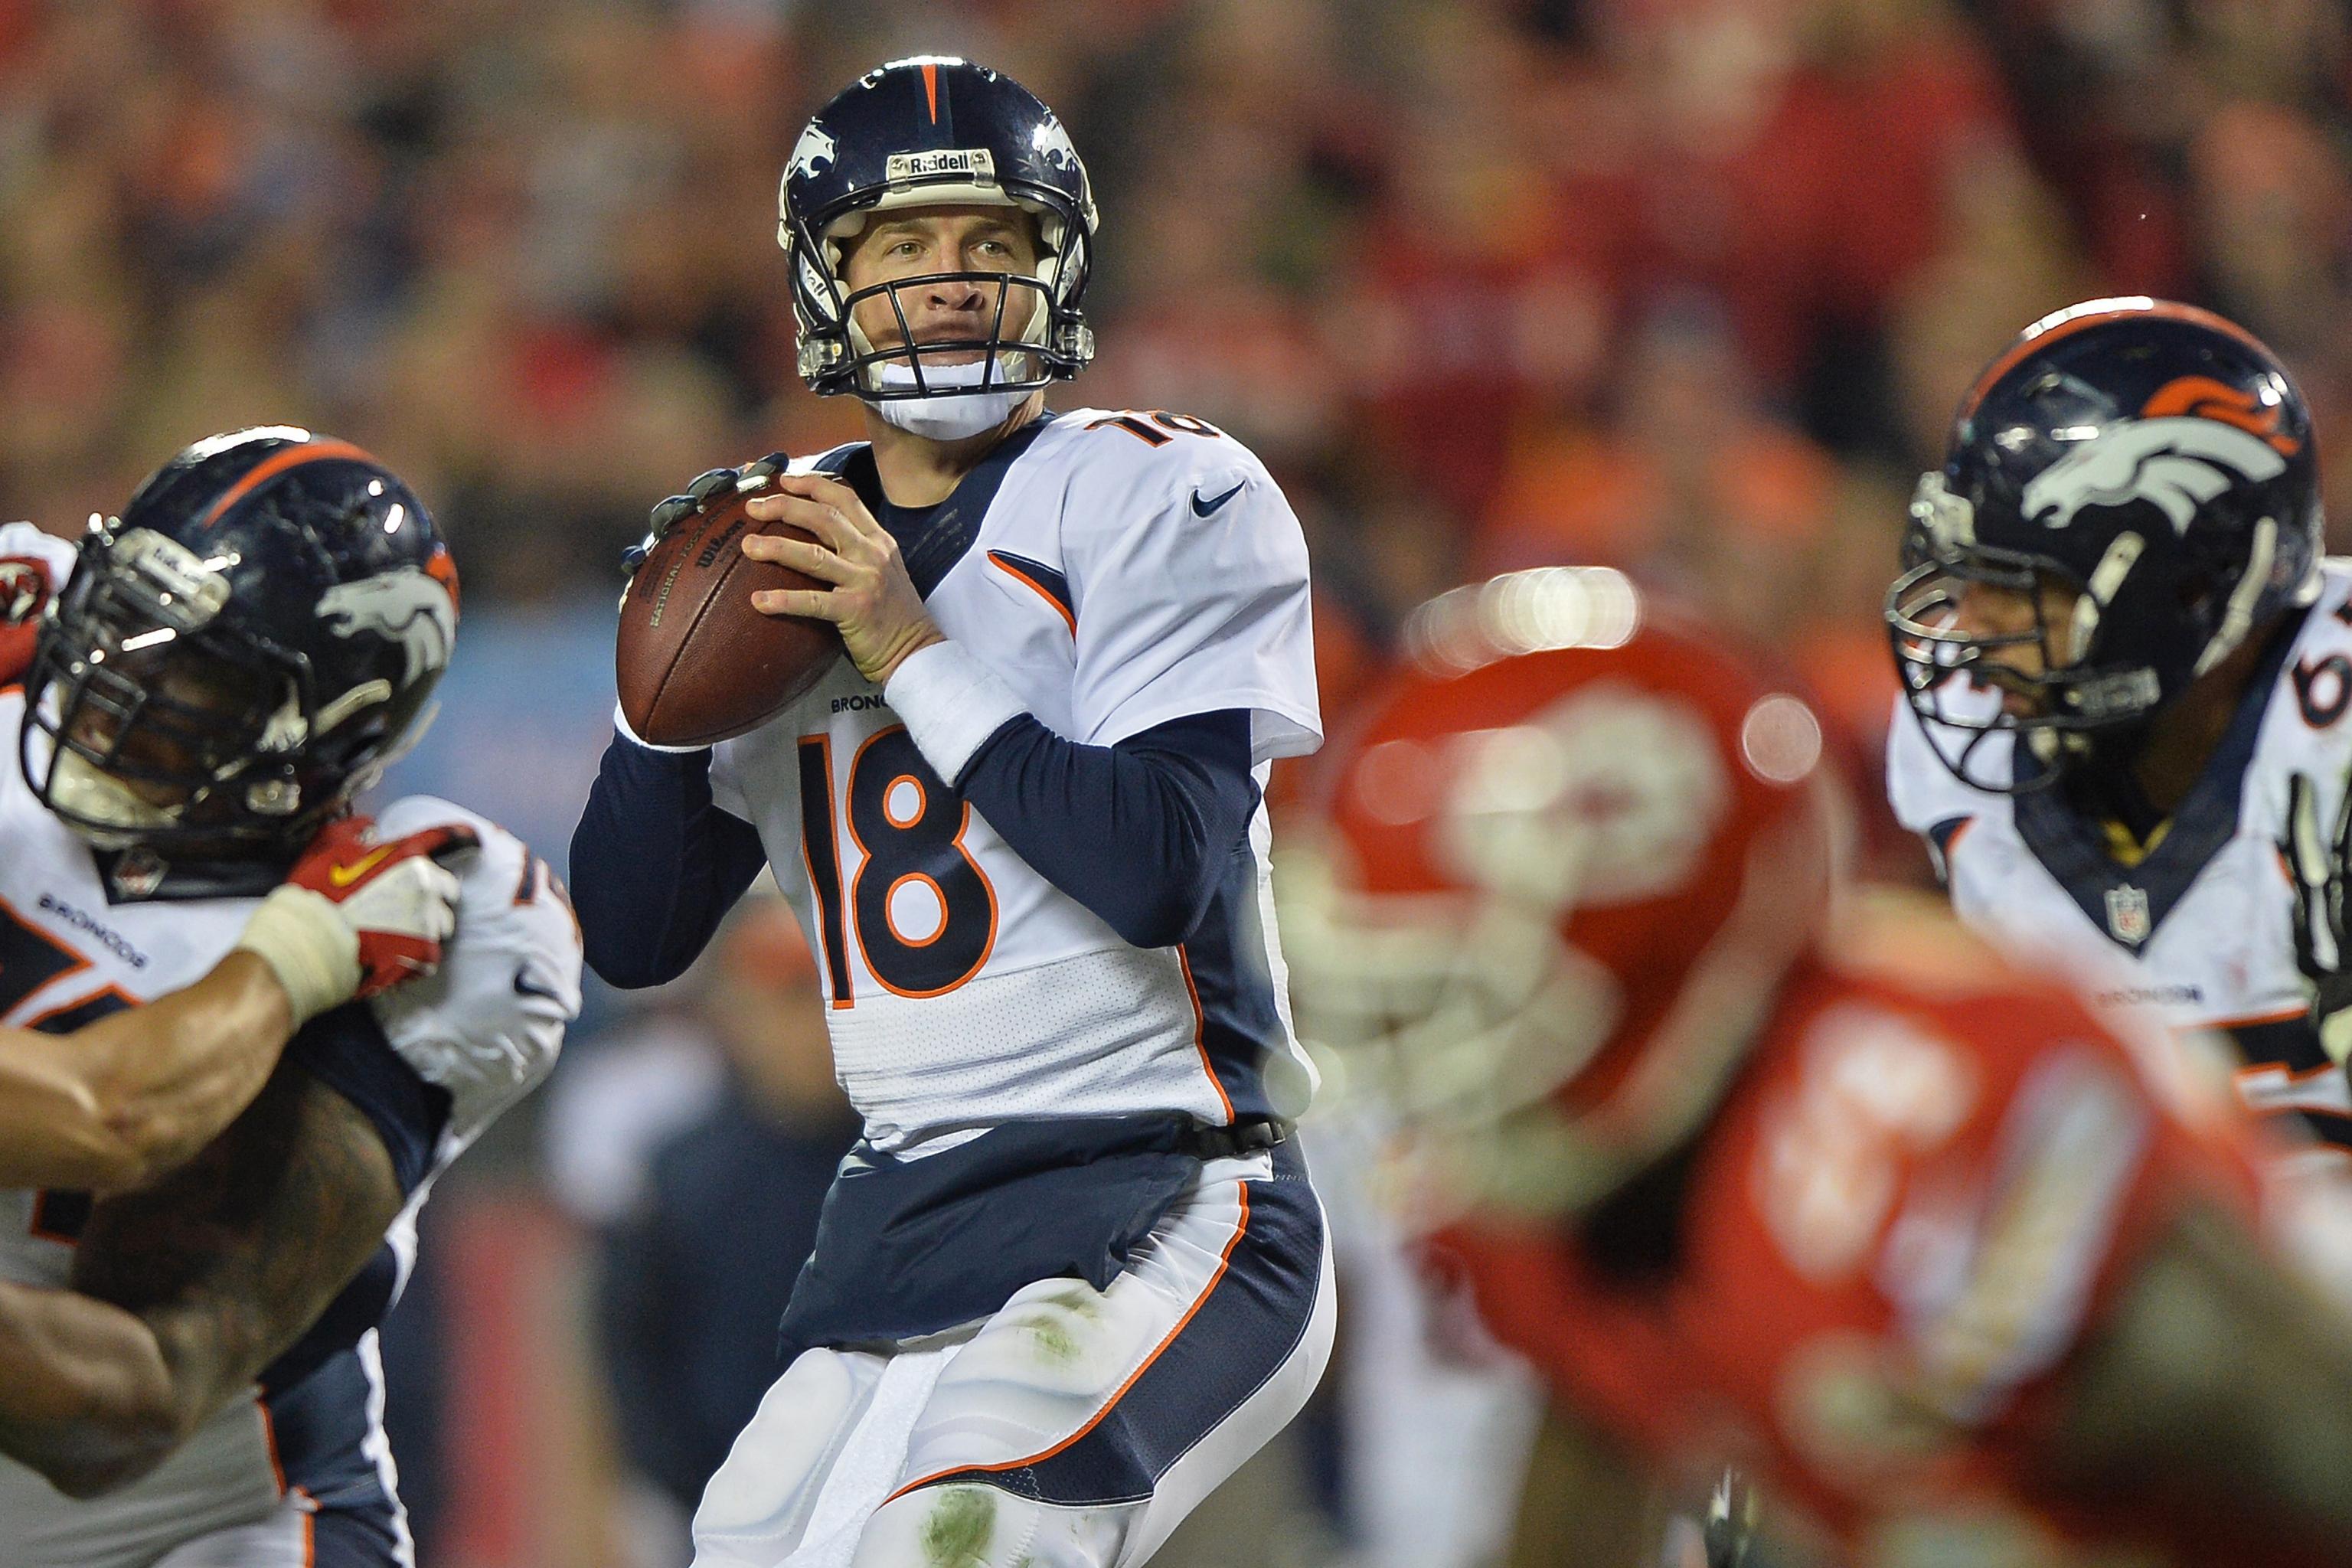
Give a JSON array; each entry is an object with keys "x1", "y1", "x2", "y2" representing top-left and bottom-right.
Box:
[
  {"x1": 1085, "y1": 411, "x2": 1226, "y2": 446},
  {"x1": 800, "y1": 728, "x2": 998, "y2": 1003},
  {"x1": 2295, "y1": 654, "x2": 2352, "y2": 730},
  {"x1": 799, "y1": 736, "x2": 854, "y2": 1008}
]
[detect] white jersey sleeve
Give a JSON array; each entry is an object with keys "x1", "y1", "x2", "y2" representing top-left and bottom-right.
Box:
[
  {"x1": 1886, "y1": 691, "x2": 2006, "y2": 838},
  {"x1": 368, "y1": 794, "x2": 583, "y2": 1165},
  {"x1": 710, "y1": 743, "x2": 751, "y2": 820},
  {"x1": 1060, "y1": 433, "x2": 1321, "y2": 762}
]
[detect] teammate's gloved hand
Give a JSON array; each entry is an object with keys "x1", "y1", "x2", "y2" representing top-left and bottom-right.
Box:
[
  {"x1": 620, "y1": 456, "x2": 790, "y2": 578},
  {"x1": 237, "y1": 815, "x2": 479, "y2": 1025},
  {"x1": 2282, "y1": 771, "x2": 2352, "y2": 1065},
  {"x1": 287, "y1": 817, "x2": 480, "y2": 995},
  {"x1": 0, "y1": 554, "x2": 57, "y2": 687}
]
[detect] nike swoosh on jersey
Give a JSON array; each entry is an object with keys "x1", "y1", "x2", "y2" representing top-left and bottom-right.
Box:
[
  {"x1": 512, "y1": 965, "x2": 563, "y2": 1004},
  {"x1": 1191, "y1": 480, "x2": 1246, "y2": 517},
  {"x1": 328, "y1": 847, "x2": 394, "y2": 887}
]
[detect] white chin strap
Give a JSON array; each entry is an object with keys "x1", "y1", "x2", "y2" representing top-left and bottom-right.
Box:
[{"x1": 863, "y1": 356, "x2": 1031, "y2": 441}]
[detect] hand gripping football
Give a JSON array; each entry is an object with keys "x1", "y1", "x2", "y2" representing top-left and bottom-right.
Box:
[{"x1": 616, "y1": 464, "x2": 844, "y2": 747}]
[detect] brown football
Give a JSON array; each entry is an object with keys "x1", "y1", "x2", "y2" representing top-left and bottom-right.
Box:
[{"x1": 616, "y1": 488, "x2": 842, "y2": 747}]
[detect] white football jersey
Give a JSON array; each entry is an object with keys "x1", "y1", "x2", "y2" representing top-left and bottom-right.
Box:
[
  {"x1": 703, "y1": 408, "x2": 1321, "y2": 1155},
  {"x1": 0, "y1": 567, "x2": 582, "y2": 1566},
  {"x1": 1888, "y1": 557, "x2": 2352, "y2": 1152}
]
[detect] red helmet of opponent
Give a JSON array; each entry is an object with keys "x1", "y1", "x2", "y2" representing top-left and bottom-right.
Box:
[
  {"x1": 1281, "y1": 566, "x2": 1840, "y2": 1222},
  {"x1": 1282, "y1": 569, "x2": 2352, "y2": 1567}
]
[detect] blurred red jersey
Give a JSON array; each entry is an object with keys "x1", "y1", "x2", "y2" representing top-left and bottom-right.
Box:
[{"x1": 1436, "y1": 895, "x2": 2307, "y2": 1563}]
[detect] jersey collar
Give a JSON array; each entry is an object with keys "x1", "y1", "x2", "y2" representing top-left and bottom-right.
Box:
[
  {"x1": 817, "y1": 413, "x2": 1059, "y2": 599},
  {"x1": 2011, "y1": 603, "x2": 2307, "y2": 950}
]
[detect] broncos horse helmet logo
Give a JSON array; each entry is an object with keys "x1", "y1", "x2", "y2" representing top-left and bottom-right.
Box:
[
  {"x1": 1030, "y1": 116, "x2": 1083, "y2": 176},
  {"x1": 788, "y1": 123, "x2": 838, "y2": 183},
  {"x1": 318, "y1": 567, "x2": 456, "y2": 684},
  {"x1": 2023, "y1": 375, "x2": 2298, "y2": 535}
]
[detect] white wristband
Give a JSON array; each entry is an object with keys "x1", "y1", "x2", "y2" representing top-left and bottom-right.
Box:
[
  {"x1": 235, "y1": 886, "x2": 362, "y2": 1027},
  {"x1": 883, "y1": 640, "x2": 1029, "y2": 783}
]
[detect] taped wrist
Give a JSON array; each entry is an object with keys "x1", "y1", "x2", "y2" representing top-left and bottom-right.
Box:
[
  {"x1": 883, "y1": 639, "x2": 1027, "y2": 785},
  {"x1": 236, "y1": 885, "x2": 362, "y2": 1027}
]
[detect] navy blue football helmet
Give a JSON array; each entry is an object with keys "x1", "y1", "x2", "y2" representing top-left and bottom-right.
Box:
[
  {"x1": 23, "y1": 427, "x2": 459, "y2": 850},
  {"x1": 779, "y1": 56, "x2": 1098, "y2": 400},
  {"x1": 1886, "y1": 298, "x2": 2323, "y2": 788}
]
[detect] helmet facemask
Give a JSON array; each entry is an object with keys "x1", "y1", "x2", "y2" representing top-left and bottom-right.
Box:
[
  {"x1": 782, "y1": 175, "x2": 1096, "y2": 422},
  {"x1": 25, "y1": 541, "x2": 302, "y2": 850},
  {"x1": 1278, "y1": 830, "x2": 1630, "y2": 1230},
  {"x1": 1886, "y1": 473, "x2": 2208, "y2": 792},
  {"x1": 1888, "y1": 299, "x2": 2327, "y2": 794},
  {"x1": 1281, "y1": 785, "x2": 1821, "y2": 1231},
  {"x1": 1282, "y1": 577, "x2": 1841, "y2": 1233},
  {"x1": 21, "y1": 526, "x2": 410, "y2": 854}
]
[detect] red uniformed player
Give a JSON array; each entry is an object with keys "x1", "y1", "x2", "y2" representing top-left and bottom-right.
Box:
[{"x1": 1279, "y1": 567, "x2": 2352, "y2": 1566}]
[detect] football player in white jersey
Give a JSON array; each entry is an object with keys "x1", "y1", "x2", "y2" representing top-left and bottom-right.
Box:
[
  {"x1": 572, "y1": 57, "x2": 1331, "y2": 1568},
  {"x1": 0, "y1": 430, "x2": 583, "y2": 1568},
  {"x1": 0, "y1": 535, "x2": 471, "y2": 1199},
  {"x1": 1884, "y1": 298, "x2": 2352, "y2": 1181}
]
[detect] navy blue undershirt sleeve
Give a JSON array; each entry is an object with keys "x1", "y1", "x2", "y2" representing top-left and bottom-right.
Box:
[
  {"x1": 952, "y1": 708, "x2": 1257, "y2": 949},
  {"x1": 283, "y1": 1001, "x2": 450, "y2": 1198},
  {"x1": 570, "y1": 734, "x2": 772, "y2": 988}
]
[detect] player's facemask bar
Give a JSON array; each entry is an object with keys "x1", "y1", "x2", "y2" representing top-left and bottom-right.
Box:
[
  {"x1": 21, "y1": 537, "x2": 309, "y2": 850},
  {"x1": 1276, "y1": 838, "x2": 1623, "y2": 1230},
  {"x1": 784, "y1": 179, "x2": 1095, "y2": 439},
  {"x1": 842, "y1": 270, "x2": 1051, "y2": 440},
  {"x1": 1276, "y1": 820, "x2": 1802, "y2": 1232},
  {"x1": 1886, "y1": 479, "x2": 2165, "y2": 794}
]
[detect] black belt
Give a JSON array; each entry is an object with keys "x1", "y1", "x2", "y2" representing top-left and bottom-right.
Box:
[{"x1": 1181, "y1": 1117, "x2": 1289, "y2": 1161}]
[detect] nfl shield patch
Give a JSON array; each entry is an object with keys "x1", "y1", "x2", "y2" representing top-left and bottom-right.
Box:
[
  {"x1": 2105, "y1": 884, "x2": 2152, "y2": 944},
  {"x1": 109, "y1": 848, "x2": 168, "y2": 900}
]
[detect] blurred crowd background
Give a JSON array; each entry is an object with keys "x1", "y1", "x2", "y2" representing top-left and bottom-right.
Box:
[{"x1": 2, "y1": 0, "x2": 2348, "y2": 1563}]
